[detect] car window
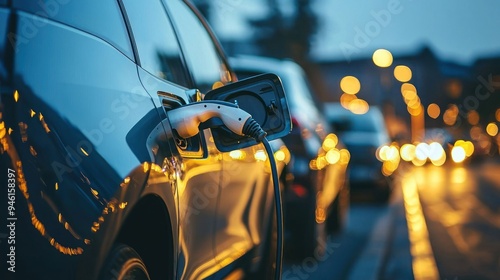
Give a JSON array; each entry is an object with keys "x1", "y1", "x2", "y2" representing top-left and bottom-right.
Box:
[
  {"x1": 121, "y1": 0, "x2": 190, "y2": 87},
  {"x1": 333, "y1": 111, "x2": 379, "y2": 133},
  {"x1": 13, "y1": 0, "x2": 133, "y2": 59},
  {"x1": 165, "y1": 0, "x2": 232, "y2": 94}
]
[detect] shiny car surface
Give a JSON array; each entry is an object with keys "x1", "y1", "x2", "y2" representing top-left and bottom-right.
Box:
[
  {"x1": 0, "y1": 1, "x2": 289, "y2": 279},
  {"x1": 230, "y1": 56, "x2": 350, "y2": 259}
]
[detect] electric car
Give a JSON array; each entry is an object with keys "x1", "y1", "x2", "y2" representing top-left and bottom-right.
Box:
[
  {"x1": 230, "y1": 56, "x2": 350, "y2": 260},
  {"x1": 0, "y1": 1, "x2": 291, "y2": 279}
]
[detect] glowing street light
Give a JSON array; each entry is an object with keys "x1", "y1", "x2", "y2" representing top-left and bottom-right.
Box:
[
  {"x1": 427, "y1": 103, "x2": 441, "y2": 119},
  {"x1": 394, "y1": 65, "x2": 412, "y2": 82},
  {"x1": 340, "y1": 76, "x2": 361, "y2": 95},
  {"x1": 372, "y1": 49, "x2": 393, "y2": 68}
]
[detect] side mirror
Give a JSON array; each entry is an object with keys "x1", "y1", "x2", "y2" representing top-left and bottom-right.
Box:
[{"x1": 204, "y1": 73, "x2": 291, "y2": 152}]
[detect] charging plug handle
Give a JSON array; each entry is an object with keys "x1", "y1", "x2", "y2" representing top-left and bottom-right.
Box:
[{"x1": 167, "y1": 101, "x2": 266, "y2": 141}]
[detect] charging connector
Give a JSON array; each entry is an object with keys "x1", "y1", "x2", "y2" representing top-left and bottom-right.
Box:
[
  {"x1": 166, "y1": 100, "x2": 283, "y2": 279},
  {"x1": 167, "y1": 100, "x2": 266, "y2": 141}
]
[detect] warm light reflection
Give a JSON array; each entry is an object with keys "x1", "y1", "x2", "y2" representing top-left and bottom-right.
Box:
[
  {"x1": 322, "y1": 134, "x2": 338, "y2": 151},
  {"x1": 412, "y1": 157, "x2": 427, "y2": 167},
  {"x1": 496, "y1": 108, "x2": 500, "y2": 122},
  {"x1": 401, "y1": 83, "x2": 417, "y2": 98},
  {"x1": 443, "y1": 105, "x2": 459, "y2": 126},
  {"x1": 39, "y1": 113, "x2": 51, "y2": 133},
  {"x1": 377, "y1": 144, "x2": 400, "y2": 175},
  {"x1": 451, "y1": 167, "x2": 467, "y2": 184},
  {"x1": 486, "y1": 122, "x2": 498, "y2": 136},
  {"x1": 400, "y1": 144, "x2": 416, "y2": 162},
  {"x1": 415, "y1": 143, "x2": 428, "y2": 161},
  {"x1": 467, "y1": 110, "x2": 480, "y2": 125},
  {"x1": 19, "y1": 122, "x2": 28, "y2": 142},
  {"x1": 14, "y1": 90, "x2": 19, "y2": 102},
  {"x1": 339, "y1": 149, "x2": 350, "y2": 166},
  {"x1": 274, "y1": 146, "x2": 291, "y2": 164},
  {"x1": 446, "y1": 79, "x2": 462, "y2": 98},
  {"x1": 80, "y1": 147, "x2": 89, "y2": 157},
  {"x1": 394, "y1": 65, "x2": 412, "y2": 82},
  {"x1": 463, "y1": 141, "x2": 474, "y2": 157},
  {"x1": 427, "y1": 142, "x2": 444, "y2": 162},
  {"x1": 0, "y1": 121, "x2": 5, "y2": 138},
  {"x1": 401, "y1": 176, "x2": 440, "y2": 280},
  {"x1": 340, "y1": 76, "x2": 361, "y2": 95},
  {"x1": 427, "y1": 103, "x2": 441, "y2": 119},
  {"x1": 229, "y1": 150, "x2": 246, "y2": 160},
  {"x1": 407, "y1": 104, "x2": 423, "y2": 117},
  {"x1": 372, "y1": 49, "x2": 393, "y2": 67},
  {"x1": 340, "y1": 93, "x2": 357, "y2": 109},
  {"x1": 451, "y1": 146, "x2": 466, "y2": 163},
  {"x1": 28, "y1": 146, "x2": 37, "y2": 157},
  {"x1": 212, "y1": 81, "x2": 224, "y2": 90},
  {"x1": 348, "y1": 98, "x2": 369, "y2": 114},
  {"x1": 325, "y1": 149, "x2": 340, "y2": 165},
  {"x1": 274, "y1": 150, "x2": 285, "y2": 162},
  {"x1": 254, "y1": 150, "x2": 267, "y2": 162},
  {"x1": 430, "y1": 151, "x2": 446, "y2": 166},
  {"x1": 406, "y1": 96, "x2": 421, "y2": 109},
  {"x1": 469, "y1": 126, "x2": 482, "y2": 140}
]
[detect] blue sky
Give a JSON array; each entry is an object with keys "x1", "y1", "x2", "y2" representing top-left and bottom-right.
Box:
[
  {"x1": 210, "y1": 0, "x2": 500, "y2": 65},
  {"x1": 310, "y1": 0, "x2": 500, "y2": 64}
]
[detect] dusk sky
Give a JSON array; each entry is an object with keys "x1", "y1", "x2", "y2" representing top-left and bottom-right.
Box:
[
  {"x1": 311, "y1": 0, "x2": 500, "y2": 64},
  {"x1": 210, "y1": 0, "x2": 500, "y2": 65}
]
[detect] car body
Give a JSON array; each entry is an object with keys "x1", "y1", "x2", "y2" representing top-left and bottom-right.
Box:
[
  {"x1": 0, "y1": 1, "x2": 291, "y2": 279},
  {"x1": 323, "y1": 103, "x2": 392, "y2": 200},
  {"x1": 230, "y1": 56, "x2": 350, "y2": 259}
]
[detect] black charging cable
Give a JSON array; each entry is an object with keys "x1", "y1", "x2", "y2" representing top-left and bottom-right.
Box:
[
  {"x1": 244, "y1": 121, "x2": 283, "y2": 280},
  {"x1": 262, "y1": 137, "x2": 283, "y2": 280}
]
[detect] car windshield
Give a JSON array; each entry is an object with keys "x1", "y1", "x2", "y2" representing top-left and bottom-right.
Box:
[{"x1": 333, "y1": 113, "x2": 378, "y2": 133}]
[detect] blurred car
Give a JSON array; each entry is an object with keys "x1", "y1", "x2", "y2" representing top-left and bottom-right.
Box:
[
  {"x1": 323, "y1": 103, "x2": 392, "y2": 200},
  {"x1": 0, "y1": 1, "x2": 292, "y2": 279},
  {"x1": 230, "y1": 56, "x2": 350, "y2": 259}
]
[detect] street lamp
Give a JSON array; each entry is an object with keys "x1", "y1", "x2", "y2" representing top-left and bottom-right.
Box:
[{"x1": 372, "y1": 49, "x2": 393, "y2": 68}]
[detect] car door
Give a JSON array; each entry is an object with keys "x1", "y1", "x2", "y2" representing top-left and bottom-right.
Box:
[
  {"x1": 120, "y1": 1, "x2": 223, "y2": 279},
  {"x1": 164, "y1": 0, "x2": 273, "y2": 271}
]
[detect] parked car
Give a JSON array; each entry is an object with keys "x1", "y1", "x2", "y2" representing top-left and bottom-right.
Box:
[
  {"x1": 0, "y1": 1, "x2": 292, "y2": 279},
  {"x1": 323, "y1": 103, "x2": 392, "y2": 201},
  {"x1": 230, "y1": 56, "x2": 350, "y2": 259}
]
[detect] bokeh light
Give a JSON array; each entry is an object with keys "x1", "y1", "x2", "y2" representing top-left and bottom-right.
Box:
[
  {"x1": 340, "y1": 76, "x2": 361, "y2": 95},
  {"x1": 467, "y1": 110, "x2": 480, "y2": 125},
  {"x1": 451, "y1": 146, "x2": 466, "y2": 163},
  {"x1": 349, "y1": 98, "x2": 370, "y2": 114},
  {"x1": 372, "y1": 49, "x2": 393, "y2": 68},
  {"x1": 394, "y1": 65, "x2": 412, "y2": 82},
  {"x1": 443, "y1": 105, "x2": 459, "y2": 126},
  {"x1": 427, "y1": 103, "x2": 441, "y2": 119},
  {"x1": 486, "y1": 122, "x2": 498, "y2": 136},
  {"x1": 340, "y1": 93, "x2": 357, "y2": 109},
  {"x1": 400, "y1": 144, "x2": 416, "y2": 161}
]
